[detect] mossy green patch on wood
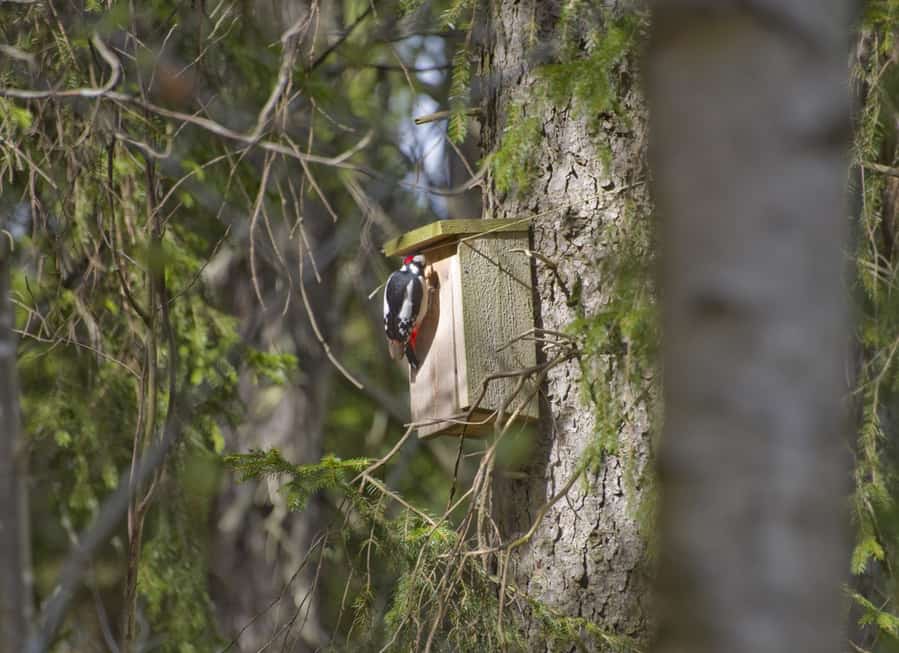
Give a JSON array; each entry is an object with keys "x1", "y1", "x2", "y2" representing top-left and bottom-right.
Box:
[{"x1": 382, "y1": 218, "x2": 531, "y2": 257}]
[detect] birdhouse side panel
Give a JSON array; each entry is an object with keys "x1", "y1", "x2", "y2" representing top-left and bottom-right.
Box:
[
  {"x1": 451, "y1": 254, "x2": 469, "y2": 408},
  {"x1": 410, "y1": 244, "x2": 464, "y2": 438},
  {"x1": 458, "y1": 233, "x2": 538, "y2": 421}
]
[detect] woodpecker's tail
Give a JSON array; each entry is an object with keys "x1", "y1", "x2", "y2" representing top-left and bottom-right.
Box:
[
  {"x1": 405, "y1": 343, "x2": 419, "y2": 371},
  {"x1": 387, "y1": 339, "x2": 405, "y2": 360}
]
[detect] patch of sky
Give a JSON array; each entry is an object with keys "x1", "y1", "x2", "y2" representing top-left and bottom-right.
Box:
[{"x1": 393, "y1": 35, "x2": 451, "y2": 216}]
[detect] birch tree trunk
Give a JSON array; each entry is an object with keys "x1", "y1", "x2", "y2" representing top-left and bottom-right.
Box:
[
  {"x1": 481, "y1": 2, "x2": 654, "y2": 648},
  {"x1": 646, "y1": 3, "x2": 853, "y2": 652},
  {"x1": 0, "y1": 230, "x2": 30, "y2": 652}
]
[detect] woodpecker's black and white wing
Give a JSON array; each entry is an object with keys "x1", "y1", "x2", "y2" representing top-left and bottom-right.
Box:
[
  {"x1": 383, "y1": 269, "x2": 425, "y2": 360},
  {"x1": 384, "y1": 254, "x2": 429, "y2": 370}
]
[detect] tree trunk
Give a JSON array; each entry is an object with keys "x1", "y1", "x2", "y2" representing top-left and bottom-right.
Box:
[
  {"x1": 208, "y1": 205, "x2": 335, "y2": 652},
  {"x1": 481, "y1": 2, "x2": 654, "y2": 649},
  {"x1": 0, "y1": 230, "x2": 30, "y2": 651},
  {"x1": 646, "y1": 3, "x2": 852, "y2": 653}
]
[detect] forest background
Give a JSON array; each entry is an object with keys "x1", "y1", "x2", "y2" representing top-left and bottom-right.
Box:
[{"x1": 0, "y1": 1, "x2": 894, "y2": 652}]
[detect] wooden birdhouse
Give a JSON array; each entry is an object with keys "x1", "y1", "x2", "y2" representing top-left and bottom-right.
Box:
[{"x1": 382, "y1": 219, "x2": 538, "y2": 439}]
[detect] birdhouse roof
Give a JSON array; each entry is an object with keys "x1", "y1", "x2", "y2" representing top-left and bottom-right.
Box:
[{"x1": 382, "y1": 219, "x2": 531, "y2": 257}]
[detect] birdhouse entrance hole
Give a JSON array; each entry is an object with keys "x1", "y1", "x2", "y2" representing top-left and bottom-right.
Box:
[{"x1": 382, "y1": 219, "x2": 538, "y2": 439}]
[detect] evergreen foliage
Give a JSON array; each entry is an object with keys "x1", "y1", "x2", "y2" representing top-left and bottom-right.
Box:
[
  {"x1": 138, "y1": 455, "x2": 222, "y2": 653},
  {"x1": 448, "y1": 46, "x2": 473, "y2": 144},
  {"x1": 850, "y1": 10, "x2": 899, "y2": 649},
  {"x1": 490, "y1": 6, "x2": 646, "y2": 194},
  {"x1": 225, "y1": 443, "x2": 637, "y2": 652},
  {"x1": 225, "y1": 450, "x2": 370, "y2": 512},
  {"x1": 491, "y1": 102, "x2": 542, "y2": 194},
  {"x1": 2, "y1": 0, "x2": 484, "y2": 647}
]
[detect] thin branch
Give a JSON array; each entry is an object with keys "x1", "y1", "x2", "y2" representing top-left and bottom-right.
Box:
[
  {"x1": 863, "y1": 161, "x2": 899, "y2": 178},
  {"x1": 0, "y1": 33, "x2": 121, "y2": 99},
  {"x1": 248, "y1": 155, "x2": 273, "y2": 309},
  {"x1": 360, "y1": 473, "x2": 437, "y2": 527},
  {"x1": 0, "y1": 137, "x2": 59, "y2": 190},
  {"x1": 114, "y1": 130, "x2": 173, "y2": 160},
  {"x1": 352, "y1": 424, "x2": 415, "y2": 483},
  {"x1": 414, "y1": 108, "x2": 481, "y2": 125},
  {"x1": 217, "y1": 532, "x2": 330, "y2": 653},
  {"x1": 462, "y1": 461, "x2": 585, "y2": 558},
  {"x1": 297, "y1": 239, "x2": 364, "y2": 390},
  {"x1": 352, "y1": 62, "x2": 451, "y2": 73},
  {"x1": 13, "y1": 328, "x2": 141, "y2": 379},
  {"x1": 26, "y1": 391, "x2": 181, "y2": 653},
  {"x1": 250, "y1": 9, "x2": 315, "y2": 139},
  {"x1": 307, "y1": 4, "x2": 375, "y2": 72},
  {"x1": 0, "y1": 44, "x2": 36, "y2": 65}
]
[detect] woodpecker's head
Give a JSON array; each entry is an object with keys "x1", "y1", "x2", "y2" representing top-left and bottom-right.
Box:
[{"x1": 403, "y1": 253, "x2": 426, "y2": 275}]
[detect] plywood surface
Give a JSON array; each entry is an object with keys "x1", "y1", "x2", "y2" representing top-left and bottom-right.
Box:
[
  {"x1": 458, "y1": 233, "x2": 538, "y2": 422},
  {"x1": 400, "y1": 230, "x2": 538, "y2": 439},
  {"x1": 408, "y1": 243, "x2": 463, "y2": 438}
]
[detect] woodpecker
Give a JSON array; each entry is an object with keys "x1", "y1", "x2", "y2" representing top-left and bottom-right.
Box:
[{"x1": 383, "y1": 253, "x2": 429, "y2": 370}]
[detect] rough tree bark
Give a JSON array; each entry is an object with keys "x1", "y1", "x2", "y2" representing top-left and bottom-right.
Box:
[
  {"x1": 646, "y1": 3, "x2": 853, "y2": 653},
  {"x1": 481, "y1": 2, "x2": 654, "y2": 649},
  {"x1": 0, "y1": 228, "x2": 30, "y2": 651}
]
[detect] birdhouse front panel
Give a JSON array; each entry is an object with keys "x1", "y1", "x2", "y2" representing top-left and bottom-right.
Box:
[
  {"x1": 457, "y1": 233, "x2": 538, "y2": 425},
  {"x1": 382, "y1": 219, "x2": 537, "y2": 439}
]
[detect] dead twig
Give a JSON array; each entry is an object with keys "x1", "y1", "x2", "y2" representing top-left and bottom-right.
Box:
[
  {"x1": 1, "y1": 33, "x2": 121, "y2": 99},
  {"x1": 297, "y1": 239, "x2": 364, "y2": 390}
]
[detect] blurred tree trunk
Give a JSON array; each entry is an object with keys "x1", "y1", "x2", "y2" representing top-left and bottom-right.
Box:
[
  {"x1": 208, "y1": 211, "x2": 334, "y2": 651},
  {"x1": 646, "y1": 3, "x2": 852, "y2": 653},
  {"x1": 481, "y1": 2, "x2": 654, "y2": 648},
  {"x1": 206, "y1": 3, "x2": 335, "y2": 650},
  {"x1": 0, "y1": 231, "x2": 30, "y2": 651}
]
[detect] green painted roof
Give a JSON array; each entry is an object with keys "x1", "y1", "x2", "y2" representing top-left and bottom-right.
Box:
[{"x1": 382, "y1": 218, "x2": 531, "y2": 257}]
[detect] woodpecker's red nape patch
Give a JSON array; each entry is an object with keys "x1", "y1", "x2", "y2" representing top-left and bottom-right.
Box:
[{"x1": 403, "y1": 255, "x2": 414, "y2": 264}]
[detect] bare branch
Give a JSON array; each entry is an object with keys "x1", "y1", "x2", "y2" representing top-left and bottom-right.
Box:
[
  {"x1": 0, "y1": 33, "x2": 121, "y2": 99},
  {"x1": 862, "y1": 161, "x2": 899, "y2": 177},
  {"x1": 26, "y1": 407, "x2": 176, "y2": 653},
  {"x1": 250, "y1": 10, "x2": 315, "y2": 140},
  {"x1": 0, "y1": 44, "x2": 36, "y2": 65},
  {"x1": 414, "y1": 108, "x2": 481, "y2": 125},
  {"x1": 307, "y1": 5, "x2": 375, "y2": 72},
  {"x1": 297, "y1": 239, "x2": 364, "y2": 390},
  {"x1": 0, "y1": 219, "x2": 29, "y2": 653}
]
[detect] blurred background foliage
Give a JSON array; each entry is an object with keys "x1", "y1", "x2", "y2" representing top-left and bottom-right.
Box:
[{"x1": 0, "y1": 0, "x2": 487, "y2": 650}]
